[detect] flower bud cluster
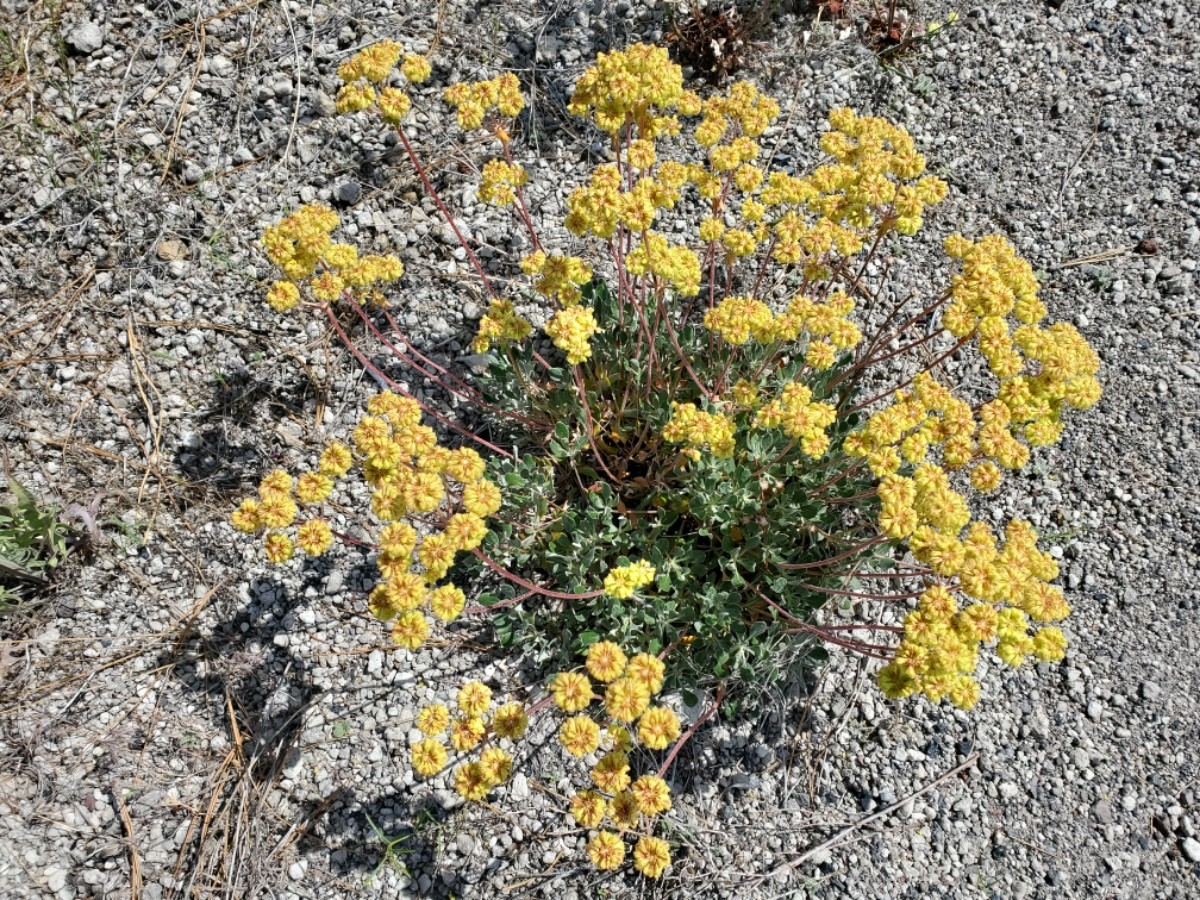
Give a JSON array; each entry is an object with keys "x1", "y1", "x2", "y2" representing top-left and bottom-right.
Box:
[
  {"x1": 261, "y1": 204, "x2": 403, "y2": 310},
  {"x1": 661, "y1": 402, "x2": 737, "y2": 459},
  {"x1": 444, "y1": 73, "x2": 523, "y2": 130},
  {"x1": 470, "y1": 299, "x2": 533, "y2": 354}
]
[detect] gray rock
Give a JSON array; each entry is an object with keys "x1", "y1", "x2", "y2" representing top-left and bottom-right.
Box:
[
  {"x1": 335, "y1": 182, "x2": 362, "y2": 205},
  {"x1": 367, "y1": 649, "x2": 384, "y2": 675},
  {"x1": 181, "y1": 162, "x2": 205, "y2": 185},
  {"x1": 44, "y1": 867, "x2": 67, "y2": 892},
  {"x1": 509, "y1": 772, "x2": 530, "y2": 801},
  {"x1": 1182, "y1": 837, "x2": 1200, "y2": 863},
  {"x1": 68, "y1": 22, "x2": 104, "y2": 54},
  {"x1": 1093, "y1": 800, "x2": 1113, "y2": 824},
  {"x1": 314, "y1": 92, "x2": 337, "y2": 117}
]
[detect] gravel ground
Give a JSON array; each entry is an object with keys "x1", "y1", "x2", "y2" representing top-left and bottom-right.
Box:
[{"x1": 1, "y1": 0, "x2": 1198, "y2": 898}]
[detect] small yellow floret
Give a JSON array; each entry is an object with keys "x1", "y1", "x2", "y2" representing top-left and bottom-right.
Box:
[
  {"x1": 633, "y1": 835, "x2": 671, "y2": 878},
  {"x1": 587, "y1": 831, "x2": 625, "y2": 871}
]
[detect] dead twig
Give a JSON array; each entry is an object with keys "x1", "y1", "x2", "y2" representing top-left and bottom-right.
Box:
[
  {"x1": 115, "y1": 794, "x2": 144, "y2": 900},
  {"x1": 1059, "y1": 246, "x2": 1129, "y2": 268}
]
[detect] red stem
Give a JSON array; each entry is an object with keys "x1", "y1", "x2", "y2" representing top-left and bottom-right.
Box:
[
  {"x1": 322, "y1": 304, "x2": 515, "y2": 458},
  {"x1": 392, "y1": 124, "x2": 498, "y2": 299},
  {"x1": 470, "y1": 547, "x2": 605, "y2": 600},
  {"x1": 774, "y1": 535, "x2": 890, "y2": 571},
  {"x1": 656, "y1": 684, "x2": 726, "y2": 778}
]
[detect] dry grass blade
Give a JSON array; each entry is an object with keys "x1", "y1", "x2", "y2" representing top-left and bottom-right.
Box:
[{"x1": 115, "y1": 794, "x2": 144, "y2": 900}]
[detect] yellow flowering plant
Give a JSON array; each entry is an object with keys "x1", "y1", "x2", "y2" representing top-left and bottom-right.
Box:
[{"x1": 236, "y1": 38, "x2": 1100, "y2": 779}]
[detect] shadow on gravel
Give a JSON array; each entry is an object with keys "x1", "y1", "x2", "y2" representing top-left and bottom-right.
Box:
[
  {"x1": 172, "y1": 367, "x2": 327, "y2": 497},
  {"x1": 317, "y1": 789, "x2": 451, "y2": 892}
]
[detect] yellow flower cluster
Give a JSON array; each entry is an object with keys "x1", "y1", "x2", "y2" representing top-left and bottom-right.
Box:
[
  {"x1": 814, "y1": 107, "x2": 948, "y2": 235},
  {"x1": 261, "y1": 205, "x2": 404, "y2": 310},
  {"x1": 603, "y1": 561, "x2": 656, "y2": 599},
  {"x1": 624, "y1": 232, "x2": 702, "y2": 298},
  {"x1": 261, "y1": 204, "x2": 339, "y2": 282},
  {"x1": 444, "y1": 73, "x2": 523, "y2": 130},
  {"x1": 335, "y1": 41, "x2": 430, "y2": 118},
  {"x1": 661, "y1": 402, "x2": 736, "y2": 459},
  {"x1": 753, "y1": 383, "x2": 837, "y2": 458},
  {"x1": 943, "y1": 234, "x2": 1102, "y2": 444},
  {"x1": 549, "y1": 643, "x2": 678, "y2": 877},
  {"x1": 567, "y1": 43, "x2": 684, "y2": 135},
  {"x1": 338, "y1": 40, "x2": 401, "y2": 85},
  {"x1": 471, "y1": 299, "x2": 533, "y2": 354},
  {"x1": 701, "y1": 291, "x2": 861, "y2": 366},
  {"x1": 563, "y1": 164, "x2": 624, "y2": 239},
  {"x1": 878, "y1": 521, "x2": 1071, "y2": 708},
  {"x1": 845, "y1": 372, "x2": 975, "y2": 477},
  {"x1": 411, "y1": 681, "x2": 526, "y2": 801},
  {"x1": 233, "y1": 391, "x2": 504, "y2": 652},
  {"x1": 520, "y1": 252, "x2": 593, "y2": 305},
  {"x1": 478, "y1": 160, "x2": 528, "y2": 206},
  {"x1": 231, "y1": 464, "x2": 339, "y2": 563},
  {"x1": 868, "y1": 450, "x2": 1073, "y2": 704},
  {"x1": 544, "y1": 305, "x2": 600, "y2": 364},
  {"x1": 848, "y1": 234, "x2": 1101, "y2": 491},
  {"x1": 700, "y1": 109, "x2": 946, "y2": 277},
  {"x1": 586, "y1": 830, "x2": 671, "y2": 878},
  {"x1": 703, "y1": 295, "x2": 773, "y2": 345},
  {"x1": 695, "y1": 80, "x2": 780, "y2": 147}
]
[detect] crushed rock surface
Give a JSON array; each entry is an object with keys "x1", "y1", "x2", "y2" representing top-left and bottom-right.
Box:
[{"x1": 0, "y1": 0, "x2": 1197, "y2": 898}]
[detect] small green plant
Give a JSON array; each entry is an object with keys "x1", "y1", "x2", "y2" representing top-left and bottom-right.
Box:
[
  {"x1": 362, "y1": 811, "x2": 419, "y2": 886},
  {"x1": 0, "y1": 478, "x2": 77, "y2": 613}
]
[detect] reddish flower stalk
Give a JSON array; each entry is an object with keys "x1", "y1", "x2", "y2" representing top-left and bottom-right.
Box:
[
  {"x1": 780, "y1": 627, "x2": 893, "y2": 658},
  {"x1": 799, "y1": 582, "x2": 925, "y2": 601},
  {"x1": 322, "y1": 304, "x2": 515, "y2": 459},
  {"x1": 847, "y1": 333, "x2": 972, "y2": 414},
  {"x1": 500, "y1": 139, "x2": 544, "y2": 254},
  {"x1": 573, "y1": 363, "x2": 624, "y2": 485},
  {"x1": 656, "y1": 683, "x2": 726, "y2": 778},
  {"x1": 774, "y1": 535, "x2": 890, "y2": 570},
  {"x1": 344, "y1": 296, "x2": 481, "y2": 405},
  {"x1": 818, "y1": 622, "x2": 905, "y2": 633},
  {"x1": 392, "y1": 123, "x2": 499, "y2": 299},
  {"x1": 470, "y1": 547, "x2": 606, "y2": 601},
  {"x1": 464, "y1": 589, "x2": 536, "y2": 617}
]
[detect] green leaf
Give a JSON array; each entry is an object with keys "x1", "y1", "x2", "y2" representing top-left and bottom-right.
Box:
[{"x1": 6, "y1": 479, "x2": 37, "y2": 512}]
